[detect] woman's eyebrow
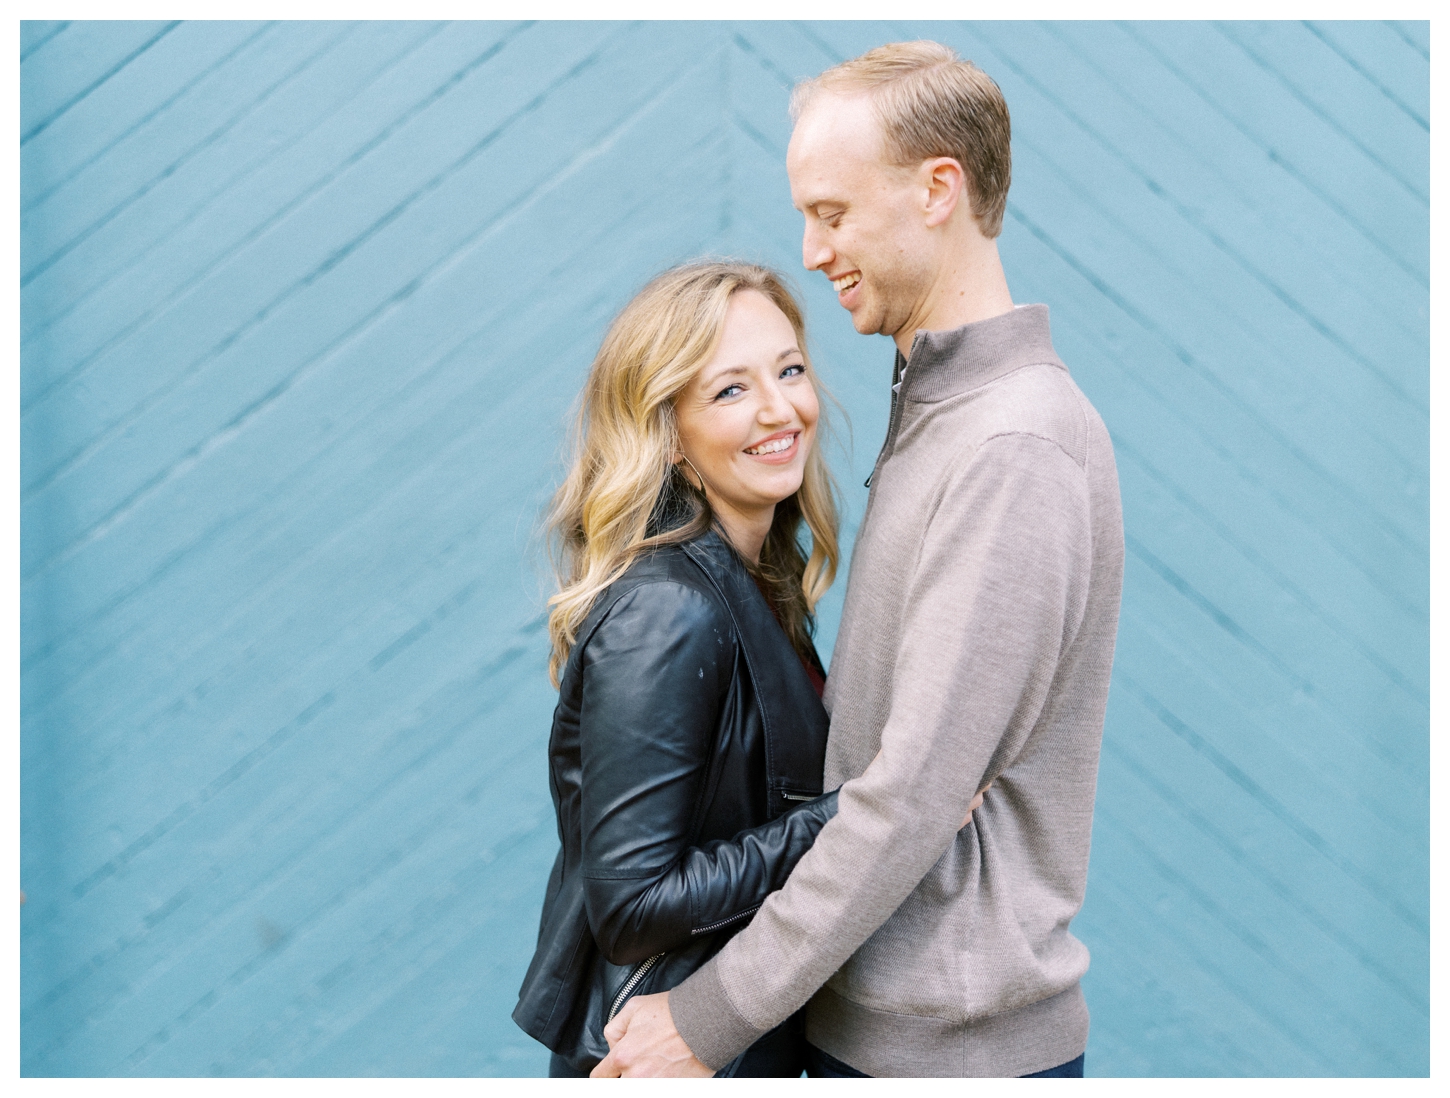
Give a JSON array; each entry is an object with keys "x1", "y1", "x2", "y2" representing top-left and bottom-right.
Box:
[
  {"x1": 697, "y1": 364, "x2": 750, "y2": 389},
  {"x1": 698, "y1": 349, "x2": 801, "y2": 389}
]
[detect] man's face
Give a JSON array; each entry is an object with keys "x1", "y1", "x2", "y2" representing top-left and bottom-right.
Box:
[{"x1": 786, "y1": 91, "x2": 936, "y2": 340}]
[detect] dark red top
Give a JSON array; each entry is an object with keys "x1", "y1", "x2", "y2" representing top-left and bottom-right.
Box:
[{"x1": 801, "y1": 654, "x2": 827, "y2": 700}]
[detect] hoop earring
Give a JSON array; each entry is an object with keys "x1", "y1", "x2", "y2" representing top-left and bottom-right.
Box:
[{"x1": 677, "y1": 454, "x2": 707, "y2": 495}]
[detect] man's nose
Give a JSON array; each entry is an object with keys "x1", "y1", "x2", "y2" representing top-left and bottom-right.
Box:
[{"x1": 802, "y1": 224, "x2": 832, "y2": 271}]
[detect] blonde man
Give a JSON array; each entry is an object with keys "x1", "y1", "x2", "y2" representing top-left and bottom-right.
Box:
[{"x1": 595, "y1": 41, "x2": 1124, "y2": 1079}]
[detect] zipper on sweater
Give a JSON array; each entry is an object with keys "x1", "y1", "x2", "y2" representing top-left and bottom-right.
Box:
[
  {"x1": 608, "y1": 952, "x2": 664, "y2": 1021},
  {"x1": 864, "y1": 348, "x2": 911, "y2": 489},
  {"x1": 690, "y1": 904, "x2": 761, "y2": 937}
]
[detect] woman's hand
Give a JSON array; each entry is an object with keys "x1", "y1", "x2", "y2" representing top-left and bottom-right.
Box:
[
  {"x1": 962, "y1": 781, "x2": 992, "y2": 829},
  {"x1": 868, "y1": 747, "x2": 990, "y2": 832}
]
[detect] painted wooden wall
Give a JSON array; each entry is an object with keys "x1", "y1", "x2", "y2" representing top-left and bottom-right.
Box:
[{"x1": 19, "y1": 20, "x2": 1428, "y2": 1077}]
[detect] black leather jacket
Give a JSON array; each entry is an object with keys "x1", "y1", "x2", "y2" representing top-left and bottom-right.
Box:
[{"x1": 513, "y1": 528, "x2": 839, "y2": 1071}]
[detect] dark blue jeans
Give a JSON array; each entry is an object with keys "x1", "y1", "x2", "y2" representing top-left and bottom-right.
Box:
[{"x1": 805, "y1": 1044, "x2": 1084, "y2": 1078}]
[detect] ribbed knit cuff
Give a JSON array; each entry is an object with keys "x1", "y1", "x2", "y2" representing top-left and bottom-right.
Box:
[{"x1": 668, "y1": 959, "x2": 766, "y2": 1072}]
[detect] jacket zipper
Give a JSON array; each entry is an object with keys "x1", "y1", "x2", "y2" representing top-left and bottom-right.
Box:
[
  {"x1": 691, "y1": 904, "x2": 761, "y2": 937},
  {"x1": 608, "y1": 952, "x2": 663, "y2": 1021},
  {"x1": 864, "y1": 348, "x2": 911, "y2": 489},
  {"x1": 781, "y1": 792, "x2": 814, "y2": 802}
]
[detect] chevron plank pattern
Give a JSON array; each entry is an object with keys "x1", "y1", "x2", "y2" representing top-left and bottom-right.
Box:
[{"x1": 19, "y1": 20, "x2": 1428, "y2": 1076}]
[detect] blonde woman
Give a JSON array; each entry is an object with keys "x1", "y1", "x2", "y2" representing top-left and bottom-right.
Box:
[{"x1": 512, "y1": 262, "x2": 842, "y2": 1077}]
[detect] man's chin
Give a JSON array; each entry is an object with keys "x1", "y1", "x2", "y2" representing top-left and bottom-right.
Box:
[
  {"x1": 843, "y1": 299, "x2": 895, "y2": 338},
  {"x1": 846, "y1": 309, "x2": 883, "y2": 336}
]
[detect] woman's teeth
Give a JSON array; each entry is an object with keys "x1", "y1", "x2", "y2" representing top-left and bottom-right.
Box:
[
  {"x1": 832, "y1": 273, "x2": 861, "y2": 292},
  {"x1": 745, "y1": 435, "x2": 795, "y2": 455}
]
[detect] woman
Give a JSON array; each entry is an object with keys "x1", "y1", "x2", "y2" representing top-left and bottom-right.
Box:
[{"x1": 512, "y1": 261, "x2": 842, "y2": 1077}]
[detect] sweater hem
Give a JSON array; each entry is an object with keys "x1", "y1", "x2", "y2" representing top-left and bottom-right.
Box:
[{"x1": 804, "y1": 982, "x2": 1089, "y2": 1078}]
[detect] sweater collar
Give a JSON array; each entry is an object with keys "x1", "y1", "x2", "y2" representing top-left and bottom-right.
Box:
[{"x1": 898, "y1": 303, "x2": 1065, "y2": 403}]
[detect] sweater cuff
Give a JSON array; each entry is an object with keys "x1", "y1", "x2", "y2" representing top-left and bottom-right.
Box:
[{"x1": 668, "y1": 959, "x2": 766, "y2": 1072}]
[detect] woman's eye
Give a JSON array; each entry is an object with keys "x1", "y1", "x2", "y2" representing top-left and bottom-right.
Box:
[
  {"x1": 715, "y1": 384, "x2": 744, "y2": 400},
  {"x1": 780, "y1": 364, "x2": 805, "y2": 379}
]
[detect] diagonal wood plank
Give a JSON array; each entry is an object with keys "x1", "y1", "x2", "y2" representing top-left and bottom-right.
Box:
[{"x1": 21, "y1": 20, "x2": 1427, "y2": 1077}]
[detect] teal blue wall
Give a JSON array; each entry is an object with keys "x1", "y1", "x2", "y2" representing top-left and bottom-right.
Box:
[{"x1": 19, "y1": 20, "x2": 1428, "y2": 1076}]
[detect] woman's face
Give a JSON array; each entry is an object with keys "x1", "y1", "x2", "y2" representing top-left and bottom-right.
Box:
[{"x1": 675, "y1": 290, "x2": 820, "y2": 542}]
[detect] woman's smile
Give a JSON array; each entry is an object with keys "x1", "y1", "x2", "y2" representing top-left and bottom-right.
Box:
[{"x1": 743, "y1": 430, "x2": 801, "y2": 461}]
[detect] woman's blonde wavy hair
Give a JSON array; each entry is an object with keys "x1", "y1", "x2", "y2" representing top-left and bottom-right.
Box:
[{"x1": 546, "y1": 260, "x2": 841, "y2": 686}]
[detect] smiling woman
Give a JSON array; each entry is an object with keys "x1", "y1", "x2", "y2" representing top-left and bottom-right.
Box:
[
  {"x1": 513, "y1": 261, "x2": 851, "y2": 1076},
  {"x1": 544, "y1": 262, "x2": 839, "y2": 689},
  {"x1": 674, "y1": 290, "x2": 820, "y2": 563}
]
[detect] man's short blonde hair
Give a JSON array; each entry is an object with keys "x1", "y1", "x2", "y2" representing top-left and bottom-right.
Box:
[{"x1": 791, "y1": 41, "x2": 1012, "y2": 238}]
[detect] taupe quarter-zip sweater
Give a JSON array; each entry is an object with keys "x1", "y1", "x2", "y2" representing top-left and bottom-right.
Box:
[{"x1": 668, "y1": 304, "x2": 1124, "y2": 1077}]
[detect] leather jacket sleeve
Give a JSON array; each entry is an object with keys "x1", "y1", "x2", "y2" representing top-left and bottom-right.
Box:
[{"x1": 577, "y1": 580, "x2": 839, "y2": 967}]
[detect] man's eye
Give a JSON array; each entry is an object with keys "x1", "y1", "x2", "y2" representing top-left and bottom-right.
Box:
[
  {"x1": 780, "y1": 364, "x2": 805, "y2": 378},
  {"x1": 716, "y1": 384, "x2": 744, "y2": 399}
]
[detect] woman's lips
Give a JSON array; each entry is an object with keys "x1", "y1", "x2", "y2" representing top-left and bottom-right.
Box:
[{"x1": 743, "y1": 431, "x2": 800, "y2": 463}]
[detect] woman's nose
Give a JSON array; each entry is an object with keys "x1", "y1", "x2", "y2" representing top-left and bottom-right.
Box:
[{"x1": 758, "y1": 381, "x2": 794, "y2": 425}]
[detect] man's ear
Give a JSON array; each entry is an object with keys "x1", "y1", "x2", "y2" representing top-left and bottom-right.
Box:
[{"x1": 921, "y1": 156, "x2": 967, "y2": 229}]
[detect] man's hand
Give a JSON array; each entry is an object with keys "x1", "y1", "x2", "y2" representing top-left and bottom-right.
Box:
[{"x1": 590, "y1": 991, "x2": 714, "y2": 1077}]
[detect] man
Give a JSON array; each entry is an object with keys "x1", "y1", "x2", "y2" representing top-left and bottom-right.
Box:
[{"x1": 592, "y1": 40, "x2": 1124, "y2": 1079}]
